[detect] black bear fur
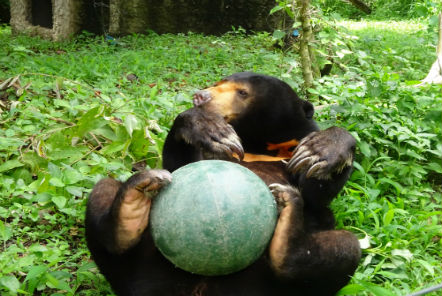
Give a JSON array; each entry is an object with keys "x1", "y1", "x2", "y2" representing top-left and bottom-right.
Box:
[{"x1": 85, "y1": 72, "x2": 361, "y2": 296}]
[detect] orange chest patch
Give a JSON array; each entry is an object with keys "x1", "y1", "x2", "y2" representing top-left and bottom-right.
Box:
[
  {"x1": 234, "y1": 139, "x2": 299, "y2": 162},
  {"x1": 266, "y1": 139, "x2": 299, "y2": 158}
]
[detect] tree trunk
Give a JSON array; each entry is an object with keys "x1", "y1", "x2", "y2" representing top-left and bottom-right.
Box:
[
  {"x1": 296, "y1": 0, "x2": 314, "y2": 92},
  {"x1": 346, "y1": 0, "x2": 371, "y2": 14},
  {"x1": 417, "y1": 13, "x2": 442, "y2": 86}
]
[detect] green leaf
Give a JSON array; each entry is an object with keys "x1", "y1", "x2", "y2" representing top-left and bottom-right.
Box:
[
  {"x1": 25, "y1": 266, "x2": 48, "y2": 281},
  {"x1": 0, "y1": 220, "x2": 12, "y2": 241},
  {"x1": 291, "y1": 22, "x2": 301, "y2": 28},
  {"x1": 49, "y1": 177, "x2": 65, "y2": 187},
  {"x1": 25, "y1": 265, "x2": 47, "y2": 294},
  {"x1": 63, "y1": 168, "x2": 84, "y2": 185},
  {"x1": 405, "y1": 80, "x2": 421, "y2": 85},
  {"x1": 124, "y1": 114, "x2": 139, "y2": 137},
  {"x1": 45, "y1": 273, "x2": 59, "y2": 288},
  {"x1": 129, "y1": 129, "x2": 150, "y2": 158},
  {"x1": 269, "y1": 5, "x2": 284, "y2": 15},
  {"x1": 378, "y1": 178, "x2": 403, "y2": 194},
  {"x1": 377, "y1": 270, "x2": 408, "y2": 280},
  {"x1": 65, "y1": 186, "x2": 84, "y2": 197},
  {"x1": 76, "y1": 106, "x2": 107, "y2": 137},
  {"x1": 94, "y1": 125, "x2": 118, "y2": 141},
  {"x1": 427, "y1": 162, "x2": 442, "y2": 173},
  {"x1": 337, "y1": 283, "x2": 364, "y2": 295},
  {"x1": 336, "y1": 49, "x2": 353, "y2": 58},
  {"x1": 12, "y1": 168, "x2": 32, "y2": 183},
  {"x1": 47, "y1": 147, "x2": 85, "y2": 161},
  {"x1": 272, "y1": 29, "x2": 286, "y2": 41},
  {"x1": 383, "y1": 209, "x2": 395, "y2": 226},
  {"x1": 77, "y1": 262, "x2": 97, "y2": 273},
  {"x1": 404, "y1": 149, "x2": 425, "y2": 160},
  {"x1": 55, "y1": 279, "x2": 71, "y2": 291},
  {"x1": 392, "y1": 249, "x2": 413, "y2": 261},
  {"x1": 51, "y1": 196, "x2": 67, "y2": 209},
  {"x1": 48, "y1": 162, "x2": 62, "y2": 178},
  {"x1": 429, "y1": 15, "x2": 440, "y2": 27},
  {"x1": 150, "y1": 85, "x2": 159, "y2": 100},
  {"x1": 21, "y1": 152, "x2": 47, "y2": 172},
  {"x1": 100, "y1": 141, "x2": 128, "y2": 155},
  {"x1": 415, "y1": 259, "x2": 434, "y2": 276},
  {"x1": 115, "y1": 124, "x2": 130, "y2": 142},
  {"x1": 0, "y1": 158, "x2": 24, "y2": 173},
  {"x1": 357, "y1": 281, "x2": 395, "y2": 296},
  {"x1": 352, "y1": 161, "x2": 365, "y2": 174},
  {"x1": 49, "y1": 271, "x2": 72, "y2": 291},
  {"x1": 0, "y1": 275, "x2": 20, "y2": 293},
  {"x1": 359, "y1": 141, "x2": 371, "y2": 157},
  {"x1": 0, "y1": 220, "x2": 4, "y2": 240}
]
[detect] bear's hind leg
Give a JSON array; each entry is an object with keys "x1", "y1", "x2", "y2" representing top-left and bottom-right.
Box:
[
  {"x1": 85, "y1": 170, "x2": 171, "y2": 254},
  {"x1": 85, "y1": 177, "x2": 121, "y2": 253}
]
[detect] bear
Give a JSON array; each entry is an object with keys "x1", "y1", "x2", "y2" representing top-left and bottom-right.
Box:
[{"x1": 85, "y1": 72, "x2": 361, "y2": 296}]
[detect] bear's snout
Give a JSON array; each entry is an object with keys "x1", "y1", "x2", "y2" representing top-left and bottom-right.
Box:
[{"x1": 193, "y1": 90, "x2": 212, "y2": 106}]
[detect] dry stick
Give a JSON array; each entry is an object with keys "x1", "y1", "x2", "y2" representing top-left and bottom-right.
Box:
[
  {"x1": 48, "y1": 116, "x2": 75, "y2": 126},
  {"x1": 89, "y1": 132, "x2": 103, "y2": 148},
  {"x1": 19, "y1": 72, "x2": 110, "y2": 104},
  {"x1": 70, "y1": 144, "x2": 100, "y2": 166},
  {"x1": 2, "y1": 73, "x2": 112, "y2": 168}
]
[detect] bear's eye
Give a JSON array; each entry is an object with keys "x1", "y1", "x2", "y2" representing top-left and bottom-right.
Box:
[{"x1": 237, "y1": 89, "x2": 248, "y2": 97}]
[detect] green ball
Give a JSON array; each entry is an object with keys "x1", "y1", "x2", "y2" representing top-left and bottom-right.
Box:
[{"x1": 150, "y1": 160, "x2": 277, "y2": 276}]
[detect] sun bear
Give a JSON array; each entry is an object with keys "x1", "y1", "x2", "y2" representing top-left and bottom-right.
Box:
[{"x1": 85, "y1": 72, "x2": 361, "y2": 296}]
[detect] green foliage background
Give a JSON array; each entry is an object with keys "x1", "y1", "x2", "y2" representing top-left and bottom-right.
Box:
[
  {"x1": 0, "y1": 8, "x2": 441, "y2": 296},
  {"x1": 317, "y1": 0, "x2": 442, "y2": 19}
]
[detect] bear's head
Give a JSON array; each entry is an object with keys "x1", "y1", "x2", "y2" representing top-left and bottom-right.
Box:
[{"x1": 193, "y1": 72, "x2": 318, "y2": 153}]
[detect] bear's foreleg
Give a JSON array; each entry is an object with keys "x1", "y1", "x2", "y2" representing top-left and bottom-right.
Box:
[
  {"x1": 162, "y1": 108, "x2": 243, "y2": 172},
  {"x1": 268, "y1": 184, "x2": 361, "y2": 295}
]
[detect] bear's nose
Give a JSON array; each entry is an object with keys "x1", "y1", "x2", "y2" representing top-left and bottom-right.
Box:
[{"x1": 193, "y1": 90, "x2": 212, "y2": 106}]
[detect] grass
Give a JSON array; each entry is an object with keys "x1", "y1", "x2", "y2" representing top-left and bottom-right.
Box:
[
  {"x1": 338, "y1": 20, "x2": 436, "y2": 80},
  {"x1": 0, "y1": 18, "x2": 441, "y2": 296}
]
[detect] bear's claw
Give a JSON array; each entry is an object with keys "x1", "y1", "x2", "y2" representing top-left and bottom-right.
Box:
[
  {"x1": 287, "y1": 127, "x2": 355, "y2": 179},
  {"x1": 269, "y1": 183, "x2": 302, "y2": 213},
  {"x1": 128, "y1": 169, "x2": 172, "y2": 197}
]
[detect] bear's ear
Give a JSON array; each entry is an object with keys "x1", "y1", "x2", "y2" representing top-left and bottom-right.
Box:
[{"x1": 302, "y1": 100, "x2": 314, "y2": 119}]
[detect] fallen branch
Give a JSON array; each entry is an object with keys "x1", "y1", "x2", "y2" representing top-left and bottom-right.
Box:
[{"x1": 48, "y1": 116, "x2": 75, "y2": 126}]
